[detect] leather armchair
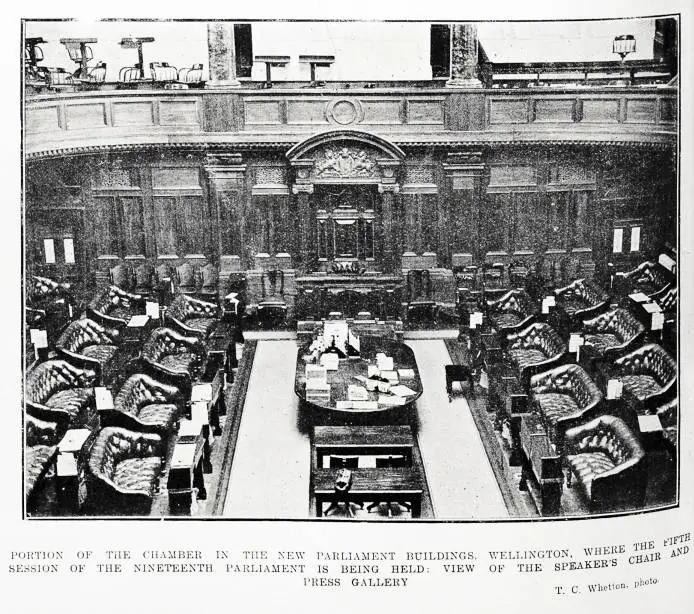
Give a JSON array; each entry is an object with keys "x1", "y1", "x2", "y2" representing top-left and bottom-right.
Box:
[
  {"x1": 141, "y1": 327, "x2": 207, "y2": 384},
  {"x1": 486, "y1": 288, "x2": 538, "y2": 335},
  {"x1": 582, "y1": 308, "x2": 646, "y2": 361},
  {"x1": 529, "y1": 364, "x2": 604, "y2": 450},
  {"x1": 87, "y1": 285, "x2": 146, "y2": 328},
  {"x1": 506, "y1": 322, "x2": 567, "y2": 388},
  {"x1": 165, "y1": 294, "x2": 221, "y2": 338},
  {"x1": 564, "y1": 415, "x2": 647, "y2": 512},
  {"x1": 609, "y1": 343, "x2": 677, "y2": 411},
  {"x1": 26, "y1": 358, "x2": 97, "y2": 428},
  {"x1": 656, "y1": 397, "x2": 677, "y2": 453},
  {"x1": 614, "y1": 261, "x2": 673, "y2": 299},
  {"x1": 25, "y1": 414, "x2": 63, "y2": 501},
  {"x1": 554, "y1": 278, "x2": 610, "y2": 325},
  {"x1": 104, "y1": 372, "x2": 186, "y2": 434},
  {"x1": 28, "y1": 275, "x2": 73, "y2": 342},
  {"x1": 258, "y1": 269, "x2": 288, "y2": 329},
  {"x1": 81, "y1": 426, "x2": 165, "y2": 515},
  {"x1": 56, "y1": 318, "x2": 121, "y2": 382}
]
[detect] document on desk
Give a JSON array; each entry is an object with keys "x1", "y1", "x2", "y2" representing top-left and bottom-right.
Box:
[{"x1": 389, "y1": 384, "x2": 417, "y2": 397}]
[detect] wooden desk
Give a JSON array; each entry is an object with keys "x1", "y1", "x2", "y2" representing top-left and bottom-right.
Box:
[
  {"x1": 518, "y1": 413, "x2": 563, "y2": 516},
  {"x1": 314, "y1": 425, "x2": 415, "y2": 467},
  {"x1": 314, "y1": 468, "x2": 423, "y2": 518},
  {"x1": 167, "y1": 431, "x2": 206, "y2": 515}
]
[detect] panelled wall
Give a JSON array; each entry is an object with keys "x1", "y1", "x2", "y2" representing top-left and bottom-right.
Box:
[{"x1": 26, "y1": 144, "x2": 676, "y2": 303}]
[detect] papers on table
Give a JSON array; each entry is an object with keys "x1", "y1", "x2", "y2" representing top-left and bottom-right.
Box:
[
  {"x1": 629, "y1": 292, "x2": 650, "y2": 303},
  {"x1": 192, "y1": 383, "x2": 213, "y2": 402},
  {"x1": 128, "y1": 314, "x2": 150, "y2": 327},
  {"x1": 336, "y1": 400, "x2": 378, "y2": 410},
  {"x1": 30, "y1": 329, "x2": 48, "y2": 348},
  {"x1": 378, "y1": 394, "x2": 407, "y2": 407},
  {"x1": 569, "y1": 333, "x2": 585, "y2": 353},
  {"x1": 398, "y1": 368, "x2": 415, "y2": 379},
  {"x1": 638, "y1": 413, "x2": 662, "y2": 434},
  {"x1": 389, "y1": 384, "x2": 417, "y2": 397},
  {"x1": 94, "y1": 387, "x2": 114, "y2": 410},
  {"x1": 380, "y1": 370, "x2": 399, "y2": 384},
  {"x1": 469, "y1": 311, "x2": 483, "y2": 329},
  {"x1": 606, "y1": 379, "x2": 623, "y2": 400},
  {"x1": 305, "y1": 364, "x2": 327, "y2": 384},
  {"x1": 347, "y1": 385, "x2": 369, "y2": 402},
  {"x1": 320, "y1": 353, "x2": 339, "y2": 371},
  {"x1": 651, "y1": 311, "x2": 665, "y2": 331},
  {"x1": 145, "y1": 301, "x2": 160, "y2": 319},
  {"x1": 642, "y1": 302, "x2": 662, "y2": 314},
  {"x1": 541, "y1": 295, "x2": 556, "y2": 314},
  {"x1": 367, "y1": 364, "x2": 380, "y2": 378},
  {"x1": 376, "y1": 354, "x2": 394, "y2": 371}
]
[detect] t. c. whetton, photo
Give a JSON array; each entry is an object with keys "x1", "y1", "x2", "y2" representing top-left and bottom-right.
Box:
[{"x1": 22, "y1": 15, "x2": 679, "y2": 522}]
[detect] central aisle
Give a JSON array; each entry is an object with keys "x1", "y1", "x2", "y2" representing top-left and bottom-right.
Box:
[
  {"x1": 223, "y1": 340, "x2": 310, "y2": 518},
  {"x1": 407, "y1": 340, "x2": 508, "y2": 519}
]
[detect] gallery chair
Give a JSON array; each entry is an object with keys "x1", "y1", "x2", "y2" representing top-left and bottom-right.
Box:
[
  {"x1": 176, "y1": 262, "x2": 202, "y2": 296},
  {"x1": 257, "y1": 269, "x2": 288, "y2": 329},
  {"x1": 87, "y1": 285, "x2": 146, "y2": 328},
  {"x1": 406, "y1": 269, "x2": 437, "y2": 328},
  {"x1": 110, "y1": 263, "x2": 135, "y2": 291},
  {"x1": 166, "y1": 294, "x2": 221, "y2": 339}
]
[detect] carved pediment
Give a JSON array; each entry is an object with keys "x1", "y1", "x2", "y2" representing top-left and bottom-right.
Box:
[{"x1": 314, "y1": 146, "x2": 378, "y2": 179}]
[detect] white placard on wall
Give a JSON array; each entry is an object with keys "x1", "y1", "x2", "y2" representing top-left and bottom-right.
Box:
[
  {"x1": 43, "y1": 238, "x2": 56, "y2": 264},
  {"x1": 63, "y1": 238, "x2": 75, "y2": 264},
  {"x1": 612, "y1": 228, "x2": 623, "y2": 253},
  {"x1": 630, "y1": 226, "x2": 641, "y2": 252}
]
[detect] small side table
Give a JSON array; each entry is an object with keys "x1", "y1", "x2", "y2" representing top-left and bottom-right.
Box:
[
  {"x1": 167, "y1": 434, "x2": 206, "y2": 515},
  {"x1": 56, "y1": 428, "x2": 91, "y2": 513}
]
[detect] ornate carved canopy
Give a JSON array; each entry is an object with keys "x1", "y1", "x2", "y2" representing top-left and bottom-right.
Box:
[{"x1": 286, "y1": 130, "x2": 405, "y2": 185}]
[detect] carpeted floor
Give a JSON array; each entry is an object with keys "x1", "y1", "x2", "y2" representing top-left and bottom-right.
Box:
[
  {"x1": 223, "y1": 340, "x2": 311, "y2": 518},
  {"x1": 406, "y1": 339, "x2": 508, "y2": 519}
]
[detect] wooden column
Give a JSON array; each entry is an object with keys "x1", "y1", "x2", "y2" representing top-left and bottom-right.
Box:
[
  {"x1": 378, "y1": 184, "x2": 399, "y2": 273},
  {"x1": 292, "y1": 183, "x2": 314, "y2": 272},
  {"x1": 206, "y1": 22, "x2": 241, "y2": 88},
  {"x1": 447, "y1": 23, "x2": 482, "y2": 88},
  {"x1": 204, "y1": 153, "x2": 246, "y2": 285},
  {"x1": 443, "y1": 151, "x2": 485, "y2": 264}
]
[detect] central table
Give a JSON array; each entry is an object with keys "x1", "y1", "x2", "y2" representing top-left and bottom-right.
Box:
[
  {"x1": 314, "y1": 425, "x2": 415, "y2": 467},
  {"x1": 295, "y1": 336, "x2": 422, "y2": 425},
  {"x1": 313, "y1": 468, "x2": 423, "y2": 518}
]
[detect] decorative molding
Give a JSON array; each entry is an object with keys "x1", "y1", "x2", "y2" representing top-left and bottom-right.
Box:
[
  {"x1": 378, "y1": 183, "x2": 400, "y2": 194},
  {"x1": 325, "y1": 98, "x2": 365, "y2": 126},
  {"x1": 292, "y1": 183, "x2": 314, "y2": 195},
  {"x1": 315, "y1": 147, "x2": 378, "y2": 178},
  {"x1": 401, "y1": 183, "x2": 438, "y2": 194}
]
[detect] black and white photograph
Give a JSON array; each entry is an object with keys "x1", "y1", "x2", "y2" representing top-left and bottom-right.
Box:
[{"x1": 21, "y1": 13, "x2": 681, "y2": 522}]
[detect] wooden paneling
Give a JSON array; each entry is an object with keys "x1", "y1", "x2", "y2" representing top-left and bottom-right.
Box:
[
  {"x1": 27, "y1": 106, "x2": 60, "y2": 132},
  {"x1": 151, "y1": 167, "x2": 201, "y2": 190},
  {"x1": 65, "y1": 103, "x2": 107, "y2": 129},
  {"x1": 660, "y1": 97, "x2": 677, "y2": 124},
  {"x1": 152, "y1": 196, "x2": 179, "y2": 256},
  {"x1": 179, "y1": 195, "x2": 207, "y2": 255},
  {"x1": 121, "y1": 196, "x2": 146, "y2": 257},
  {"x1": 407, "y1": 99, "x2": 445, "y2": 125},
  {"x1": 581, "y1": 98, "x2": 620, "y2": 123},
  {"x1": 489, "y1": 99, "x2": 529, "y2": 124},
  {"x1": 93, "y1": 196, "x2": 120, "y2": 257},
  {"x1": 286, "y1": 100, "x2": 327, "y2": 125},
  {"x1": 625, "y1": 98, "x2": 657, "y2": 124},
  {"x1": 360, "y1": 99, "x2": 401, "y2": 124},
  {"x1": 245, "y1": 100, "x2": 282, "y2": 125},
  {"x1": 534, "y1": 99, "x2": 574, "y2": 123},
  {"x1": 159, "y1": 100, "x2": 200, "y2": 125},
  {"x1": 111, "y1": 101, "x2": 155, "y2": 127}
]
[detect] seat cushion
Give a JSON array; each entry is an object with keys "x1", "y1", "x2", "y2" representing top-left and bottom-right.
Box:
[
  {"x1": 185, "y1": 317, "x2": 217, "y2": 336},
  {"x1": 25, "y1": 444, "x2": 56, "y2": 497},
  {"x1": 108, "y1": 306, "x2": 133, "y2": 320},
  {"x1": 535, "y1": 392, "x2": 582, "y2": 425},
  {"x1": 113, "y1": 457, "x2": 162, "y2": 494},
  {"x1": 509, "y1": 348, "x2": 547, "y2": 371},
  {"x1": 46, "y1": 387, "x2": 94, "y2": 418},
  {"x1": 492, "y1": 312, "x2": 522, "y2": 329},
  {"x1": 135, "y1": 403, "x2": 179, "y2": 431},
  {"x1": 82, "y1": 344, "x2": 119, "y2": 364},
  {"x1": 559, "y1": 298, "x2": 589, "y2": 315},
  {"x1": 567, "y1": 451, "x2": 616, "y2": 499},
  {"x1": 159, "y1": 352, "x2": 198, "y2": 374},
  {"x1": 583, "y1": 333, "x2": 621, "y2": 355},
  {"x1": 620, "y1": 375, "x2": 662, "y2": 400}
]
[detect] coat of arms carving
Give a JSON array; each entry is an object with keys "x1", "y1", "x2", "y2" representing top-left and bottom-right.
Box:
[{"x1": 315, "y1": 147, "x2": 377, "y2": 178}]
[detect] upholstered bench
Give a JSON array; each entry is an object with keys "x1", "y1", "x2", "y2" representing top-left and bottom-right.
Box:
[
  {"x1": 87, "y1": 285, "x2": 146, "y2": 328},
  {"x1": 56, "y1": 318, "x2": 121, "y2": 382},
  {"x1": 506, "y1": 322, "x2": 567, "y2": 388},
  {"x1": 486, "y1": 288, "x2": 538, "y2": 335},
  {"x1": 606, "y1": 344, "x2": 676, "y2": 410},
  {"x1": 554, "y1": 278, "x2": 609, "y2": 326},
  {"x1": 25, "y1": 414, "x2": 62, "y2": 500},
  {"x1": 26, "y1": 359, "x2": 97, "y2": 428},
  {"x1": 141, "y1": 327, "x2": 206, "y2": 382},
  {"x1": 105, "y1": 373, "x2": 185, "y2": 434},
  {"x1": 529, "y1": 363, "x2": 603, "y2": 448},
  {"x1": 82, "y1": 426, "x2": 165, "y2": 514},
  {"x1": 165, "y1": 294, "x2": 221, "y2": 338},
  {"x1": 564, "y1": 415, "x2": 646, "y2": 511},
  {"x1": 582, "y1": 307, "x2": 645, "y2": 360}
]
